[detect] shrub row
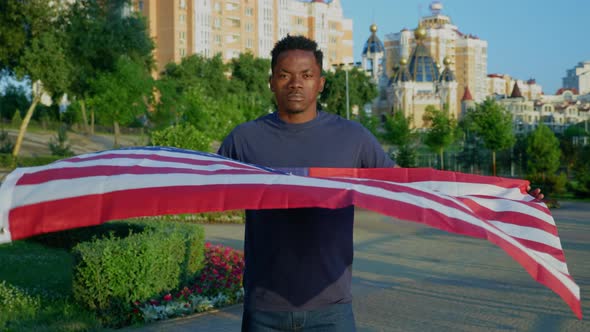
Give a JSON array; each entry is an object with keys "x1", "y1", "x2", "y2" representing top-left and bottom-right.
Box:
[
  {"x1": 71, "y1": 221, "x2": 205, "y2": 327},
  {"x1": 0, "y1": 153, "x2": 64, "y2": 169}
]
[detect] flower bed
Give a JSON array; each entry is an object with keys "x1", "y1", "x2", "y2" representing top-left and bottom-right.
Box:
[{"x1": 132, "y1": 242, "x2": 245, "y2": 323}]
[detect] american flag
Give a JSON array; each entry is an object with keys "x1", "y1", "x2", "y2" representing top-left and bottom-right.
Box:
[{"x1": 0, "y1": 147, "x2": 581, "y2": 318}]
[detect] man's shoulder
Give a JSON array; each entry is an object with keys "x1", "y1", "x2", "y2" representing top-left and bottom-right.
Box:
[
  {"x1": 319, "y1": 111, "x2": 371, "y2": 133},
  {"x1": 231, "y1": 113, "x2": 274, "y2": 134}
]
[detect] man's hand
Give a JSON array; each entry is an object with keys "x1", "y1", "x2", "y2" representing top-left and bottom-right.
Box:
[{"x1": 527, "y1": 186, "x2": 544, "y2": 201}]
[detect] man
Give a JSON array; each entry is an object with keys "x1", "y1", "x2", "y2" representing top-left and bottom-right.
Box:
[{"x1": 218, "y1": 35, "x2": 393, "y2": 331}]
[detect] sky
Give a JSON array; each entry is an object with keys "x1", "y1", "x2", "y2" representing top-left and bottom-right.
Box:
[{"x1": 340, "y1": 0, "x2": 590, "y2": 94}]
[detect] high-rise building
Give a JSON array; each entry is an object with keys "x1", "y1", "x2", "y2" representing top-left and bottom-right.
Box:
[
  {"x1": 563, "y1": 61, "x2": 590, "y2": 95},
  {"x1": 132, "y1": 0, "x2": 353, "y2": 74},
  {"x1": 383, "y1": 1, "x2": 487, "y2": 119}
]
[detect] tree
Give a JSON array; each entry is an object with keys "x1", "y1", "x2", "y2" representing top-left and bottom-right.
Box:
[
  {"x1": 382, "y1": 111, "x2": 417, "y2": 167},
  {"x1": 1, "y1": 0, "x2": 71, "y2": 157},
  {"x1": 0, "y1": 83, "x2": 29, "y2": 120},
  {"x1": 465, "y1": 98, "x2": 515, "y2": 176},
  {"x1": 527, "y1": 124, "x2": 561, "y2": 180},
  {"x1": 62, "y1": 0, "x2": 154, "y2": 134},
  {"x1": 423, "y1": 105, "x2": 457, "y2": 170},
  {"x1": 88, "y1": 56, "x2": 153, "y2": 147},
  {"x1": 320, "y1": 67, "x2": 377, "y2": 117},
  {"x1": 229, "y1": 52, "x2": 274, "y2": 121},
  {"x1": 155, "y1": 54, "x2": 230, "y2": 129}
]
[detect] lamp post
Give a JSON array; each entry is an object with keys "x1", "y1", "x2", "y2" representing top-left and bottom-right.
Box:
[{"x1": 333, "y1": 62, "x2": 356, "y2": 120}]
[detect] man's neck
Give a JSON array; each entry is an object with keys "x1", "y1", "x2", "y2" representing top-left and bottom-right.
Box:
[{"x1": 277, "y1": 109, "x2": 318, "y2": 124}]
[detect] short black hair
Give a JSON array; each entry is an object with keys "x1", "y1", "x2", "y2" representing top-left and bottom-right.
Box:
[{"x1": 270, "y1": 35, "x2": 323, "y2": 73}]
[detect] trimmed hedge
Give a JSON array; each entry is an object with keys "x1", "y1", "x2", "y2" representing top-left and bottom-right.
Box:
[{"x1": 72, "y1": 221, "x2": 205, "y2": 326}]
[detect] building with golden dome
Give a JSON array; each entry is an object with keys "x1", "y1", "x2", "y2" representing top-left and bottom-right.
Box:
[
  {"x1": 383, "y1": 1, "x2": 487, "y2": 121},
  {"x1": 383, "y1": 25, "x2": 458, "y2": 128}
]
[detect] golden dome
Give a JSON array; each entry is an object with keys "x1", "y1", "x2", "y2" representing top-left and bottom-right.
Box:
[
  {"x1": 400, "y1": 57, "x2": 408, "y2": 66},
  {"x1": 370, "y1": 24, "x2": 378, "y2": 33},
  {"x1": 414, "y1": 26, "x2": 427, "y2": 40},
  {"x1": 443, "y1": 56, "x2": 452, "y2": 66}
]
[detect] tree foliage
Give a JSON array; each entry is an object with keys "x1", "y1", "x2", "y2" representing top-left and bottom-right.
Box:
[
  {"x1": 464, "y1": 98, "x2": 515, "y2": 176},
  {"x1": 381, "y1": 111, "x2": 418, "y2": 167},
  {"x1": 526, "y1": 124, "x2": 561, "y2": 179},
  {"x1": 422, "y1": 105, "x2": 457, "y2": 170},
  {"x1": 61, "y1": 0, "x2": 154, "y2": 133},
  {"x1": 320, "y1": 67, "x2": 377, "y2": 117},
  {"x1": 150, "y1": 123, "x2": 211, "y2": 152},
  {"x1": 0, "y1": 0, "x2": 70, "y2": 157},
  {"x1": 88, "y1": 56, "x2": 153, "y2": 146}
]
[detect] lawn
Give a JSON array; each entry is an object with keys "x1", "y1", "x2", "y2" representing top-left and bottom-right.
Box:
[{"x1": 0, "y1": 240, "x2": 102, "y2": 331}]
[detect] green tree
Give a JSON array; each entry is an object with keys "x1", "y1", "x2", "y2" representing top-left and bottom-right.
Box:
[
  {"x1": 382, "y1": 111, "x2": 417, "y2": 167},
  {"x1": 423, "y1": 106, "x2": 457, "y2": 170},
  {"x1": 62, "y1": 0, "x2": 154, "y2": 134},
  {"x1": 88, "y1": 56, "x2": 153, "y2": 147},
  {"x1": 228, "y1": 52, "x2": 274, "y2": 121},
  {"x1": 527, "y1": 124, "x2": 561, "y2": 180},
  {"x1": 0, "y1": 83, "x2": 30, "y2": 120},
  {"x1": 155, "y1": 54, "x2": 230, "y2": 129},
  {"x1": 465, "y1": 98, "x2": 515, "y2": 176},
  {"x1": 560, "y1": 124, "x2": 589, "y2": 177},
  {"x1": 1, "y1": 0, "x2": 71, "y2": 158},
  {"x1": 571, "y1": 144, "x2": 590, "y2": 197},
  {"x1": 320, "y1": 67, "x2": 377, "y2": 117}
]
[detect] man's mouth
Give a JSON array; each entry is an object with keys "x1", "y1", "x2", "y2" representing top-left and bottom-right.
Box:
[{"x1": 288, "y1": 94, "x2": 304, "y2": 101}]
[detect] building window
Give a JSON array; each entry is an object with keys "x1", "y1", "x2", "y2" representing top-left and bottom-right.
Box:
[
  {"x1": 246, "y1": 39, "x2": 253, "y2": 49},
  {"x1": 138, "y1": 0, "x2": 144, "y2": 11},
  {"x1": 179, "y1": 31, "x2": 186, "y2": 41},
  {"x1": 245, "y1": 22, "x2": 253, "y2": 32},
  {"x1": 245, "y1": 7, "x2": 254, "y2": 16},
  {"x1": 180, "y1": 0, "x2": 186, "y2": 9},
  {"x1": 180, "y1": 48, "x2": 186, "y2": 57},
  {"x1": 296, "y1": 17, "x2": 304, "y2": 26},
  {"x1": 179, "y1": 14, "x2": 185, "y2": 23},
  {"x1": 215, "y1": 34, "x2": 221, "y2": 44},
  {"x1": 214, "y1": 18, "x2": 221, "y2": 28},
  {"x1": 214, "y1": 2, "x2": 221, "y2": 12}
]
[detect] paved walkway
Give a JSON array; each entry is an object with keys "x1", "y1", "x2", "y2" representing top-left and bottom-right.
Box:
[{"x1": 126, "y1": 205, "x2": 590, "y2": 332}]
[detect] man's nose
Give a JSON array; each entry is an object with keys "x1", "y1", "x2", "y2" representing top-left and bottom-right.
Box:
[{"x1": 288, "y1": 76, "x2": 303, "y2": 88}]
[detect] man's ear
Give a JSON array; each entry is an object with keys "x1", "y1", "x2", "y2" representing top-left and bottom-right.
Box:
[{"x1": 319, "y1": 76, "x2": 326, "y2": 93}]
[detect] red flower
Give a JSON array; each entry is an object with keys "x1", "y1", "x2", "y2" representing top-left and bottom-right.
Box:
[{"x1": 163, "y1": 293, "x2": 173, "y2": 301}]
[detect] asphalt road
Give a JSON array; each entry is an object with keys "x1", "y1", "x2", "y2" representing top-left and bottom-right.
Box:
[{"x1": 130, "y1": 202, "x2": 590, "y2": 331}]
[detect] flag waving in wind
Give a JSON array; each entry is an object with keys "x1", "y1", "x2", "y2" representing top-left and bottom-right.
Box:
[{"x1": 0, "y1": 147, "x2": 581, "y2": 319}]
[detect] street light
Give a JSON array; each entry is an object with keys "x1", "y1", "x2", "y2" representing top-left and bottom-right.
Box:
[{"x1": 332, "y1": 62, "x2": 356, "y2": 120}]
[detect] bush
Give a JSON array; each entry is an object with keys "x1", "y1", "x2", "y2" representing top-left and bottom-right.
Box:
[
  {"x1": 48, "y1": 125, "x2": 74, "y2": 157},
  {"x1": 528, "y1": 172, "x2": 567, "y2": 198},
  {"x1": 150, "y1": 123, "x2": 211, "y2": 152},
  {"x1": 133, "y1": 243, "x2": 244, "y2": 323},
  {"x1": 0, "y1": 130, "x2": 14, "y2": 154},
  {"x1": 0, "y1": 281, "x2": 41, "y2": 329},
  {"x1": 72, "y1": 221, "x2": 205, "y2": 327},
  {"x1": 11, "y1": 109, "x2": 22, "y2": 127}
]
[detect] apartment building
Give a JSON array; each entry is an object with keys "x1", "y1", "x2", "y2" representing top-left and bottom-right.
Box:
[{"x1": 133, "y1": 0, "x2": 353, "y2": 74}]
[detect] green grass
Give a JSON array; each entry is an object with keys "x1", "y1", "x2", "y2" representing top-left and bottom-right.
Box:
[{"x1": 0, "y1": 241, "x2": 102, "y2": 331}]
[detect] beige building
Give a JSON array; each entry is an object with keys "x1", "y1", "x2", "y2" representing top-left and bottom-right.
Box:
[
  {"x1": 383, "y1": 1, "x2": 487, "y2": 119},
  {"x1": 498, "y1": 85, "x2": 590, "y2": 135},
  {"x1": 487, "y1": 74, "x2": 543, "y2": 100},
  {"x1": 132, "y1": 0, "x2": 353, "y2": 74}
]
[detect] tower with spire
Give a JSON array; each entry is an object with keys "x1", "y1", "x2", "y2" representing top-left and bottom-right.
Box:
[
  {"x1": 385, "y1": 24, "x2": 457, "y2": 128},
  {"x1": 383, "y1": 1, "x2": 487, "y2": 121},
  {"x1": 362, "y1": 23, "x2": 385, "y2": 82}
]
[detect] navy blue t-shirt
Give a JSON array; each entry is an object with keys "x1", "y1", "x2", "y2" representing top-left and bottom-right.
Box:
[{"x1": 218, "y1": 111, "x2": 394, "y2": 311}]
